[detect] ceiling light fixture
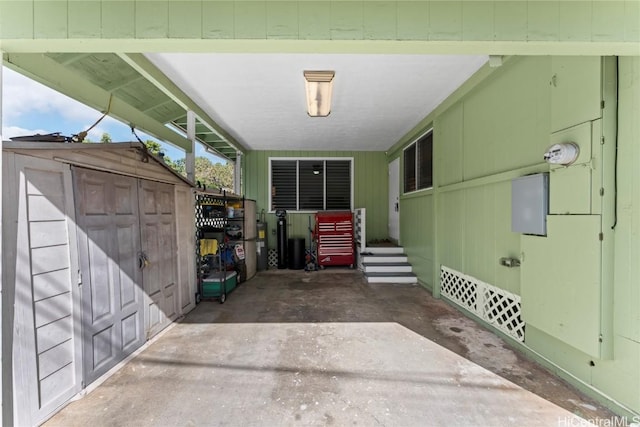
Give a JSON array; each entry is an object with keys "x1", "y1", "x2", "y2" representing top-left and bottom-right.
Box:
[{"x1": 304, "y1": 70, "x2": 335, "y2": 117}]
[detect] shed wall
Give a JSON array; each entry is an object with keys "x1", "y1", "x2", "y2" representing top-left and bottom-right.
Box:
[{"x1": 2, "y1": 146, "x2": 197, "y2": 425}]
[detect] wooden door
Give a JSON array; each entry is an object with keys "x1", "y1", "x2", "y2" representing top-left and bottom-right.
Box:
[
  {"x1": 175, "y1": 186, "x2": 196, "y2": 315},
  {"x1": 74, "y1": 168, "x2": 145, "y2": 385},
  {"x1": 6, "y1": 155, "x2": 82, "y2": 426},
  {"x1": 139, "y1": 179, "x2": 178, "y2": 338}
]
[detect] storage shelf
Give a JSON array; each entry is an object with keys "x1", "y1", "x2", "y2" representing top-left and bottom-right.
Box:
[{"x1": 196, "y1": 190, "x2": 254, "y2": 303}]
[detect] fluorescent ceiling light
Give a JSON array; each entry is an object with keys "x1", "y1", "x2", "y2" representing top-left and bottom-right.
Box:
[{"x1": 304, "y1": 70, "x2": 335, "y2": 117}]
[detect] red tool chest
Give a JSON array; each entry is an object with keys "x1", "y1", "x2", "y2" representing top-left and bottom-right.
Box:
[{"x1": 315, "y1": 211, "x2": 354, "y2": 268}]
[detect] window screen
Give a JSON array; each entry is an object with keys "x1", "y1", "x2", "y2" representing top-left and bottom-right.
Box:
[
  {"x1": 270, "y1": 158, "x2": 352, "y2": 211},
  {"x1": 299, "y1": 161, "x2": 324, "y2": 210},
  {"x1": 271, "y1": 160, "x2": 297, "y2": 210},
  {"x1": 404, "y1": 130, "x2": 433, "y2": 193},
  {"x1": 418, "y1": 132, "x2": 433, "y2": 189},
  {"x1": 404, "y1": 144, "x2": 416, "y2": 193},
  {"x1": 326, "y1": 160, "x2": 351, "y2": 210}
]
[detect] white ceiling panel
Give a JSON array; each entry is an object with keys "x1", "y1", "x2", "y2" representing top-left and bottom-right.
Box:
[{"x1": 146, "y1": 53, "x2": 487, "y2": 151}]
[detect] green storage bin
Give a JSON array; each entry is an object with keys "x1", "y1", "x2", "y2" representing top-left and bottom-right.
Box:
[{"x1": 202, "y1": 271, "x2": 237, "y2": 300}]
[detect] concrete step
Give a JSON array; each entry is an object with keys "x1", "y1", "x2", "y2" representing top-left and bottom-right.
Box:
[
  {"x1": 365, "y1": 272, "x2": 418, "y2": 284},
  {"x1": 362, "y1": 262, "x2": 413, "y2": 273},
  {"x1": 362, "y1": 246, "x2": 405, "y2": 255},
  {"x1": 360, "y1": 253, "x2": 408, "y2": 264}
]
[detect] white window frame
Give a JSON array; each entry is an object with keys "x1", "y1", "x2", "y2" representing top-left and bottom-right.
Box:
[
  {"x1": 268, "y1": 157, "x2": 354, "y2": 213},
  {"x1": 403, "y1": 128, "x2": 433, "y2": 195}
]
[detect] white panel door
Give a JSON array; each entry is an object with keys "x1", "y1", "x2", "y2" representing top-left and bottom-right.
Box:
[
  {"x1": 388, "y1": 158, "x2": 400, "y2": 242},
  {"x1": 139, "y1": 179, "x2": 178, "y2": 339},
  {"x1": 74, "y1": 168, "x2": 145, "y2": 385},
  {"x1": 8, "y1": 155, "x2": 82, "y2": 426},
  {"x1": 175, "y1": 186, "x2": 196, "y2": 315}
]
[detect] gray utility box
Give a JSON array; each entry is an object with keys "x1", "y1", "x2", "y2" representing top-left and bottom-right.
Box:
[{"x1": 511, "y1": 173, "x2": 549, "y2": 236}]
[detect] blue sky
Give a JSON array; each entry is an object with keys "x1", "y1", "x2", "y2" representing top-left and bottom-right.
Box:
[{"x1": 2, "y1": 66, "x2": 226, "y2": 164}]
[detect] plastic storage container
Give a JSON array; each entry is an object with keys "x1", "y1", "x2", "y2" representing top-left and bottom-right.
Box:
[
  {"x1": 288, "y1": 237, "x2": 306, "y2": 270},
  {"x1": 201, "y1": 271, "x2": 237, "y2": 299}
]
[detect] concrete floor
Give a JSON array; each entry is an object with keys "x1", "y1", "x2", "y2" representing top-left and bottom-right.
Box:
[{"x1": 46, "y1": 269, "x2": 620, "y2": 426}]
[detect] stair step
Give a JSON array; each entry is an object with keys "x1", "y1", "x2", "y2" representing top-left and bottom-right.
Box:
[
  {"x1": 365, "y1": 272, "x2": 418, "y2": 284},
  {"x1": 360, "y1": 254, "x2": 408, "y2": 263},
  {"x1": 362, "y1": 262, "x2": 413, "y2": 273},
  {"x1": 361, "y1": 246, "x2": 404, "y2": 255}
]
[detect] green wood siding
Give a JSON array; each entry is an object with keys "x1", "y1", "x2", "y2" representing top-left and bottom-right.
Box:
[
  {"x1": 550, "y1": 57, "x2": 602, "y2": 133},
  {"x1": 400, "y1": 194, "x2": 434, "y2": 287},
  {"x1": 244, "y1": 150, "x2": 388, "y2": 249},
  {"x1": 461, "y1": 57, "x2": 550, "y2": 181},
  {"x1": 2, "y1": 1, "x2": 638, "y2": 54},
  {"x1": 593, "y1": 56, "x2": 640, "y2": 411},
  {"x1": 521, "y1": 215, "x2": 603, "y2": 358},
  {"x1": 395, "y1": 55, "x2": 640, "y2": 414}
]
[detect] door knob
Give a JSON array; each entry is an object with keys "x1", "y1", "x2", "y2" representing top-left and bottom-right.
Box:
[{"x1": 138, "y1": 252, "x2": 150, "y2": 270}]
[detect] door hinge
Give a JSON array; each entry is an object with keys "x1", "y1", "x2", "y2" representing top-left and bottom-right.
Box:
[
  {"x1": 601, "y1": 100, "x2": 605, "y2": 109},
  {"x1": 78, "y1": 270, "x2": 82, "y2": 286},
  {"x1": 599, "y1": 188, "x2": 604, "y2": 196},
  {"x1": 601, "y1": 136, "x2": 605, "y2": 145},
  {"x1": 599, "y1": 232, "x2": 604, "y2": 241}
]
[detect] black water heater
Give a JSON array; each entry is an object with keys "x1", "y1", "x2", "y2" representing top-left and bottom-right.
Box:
[{"x1": 276, "y1": 209, "x2": 288, "y2": 269}]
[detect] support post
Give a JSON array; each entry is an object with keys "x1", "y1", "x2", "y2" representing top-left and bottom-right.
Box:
[
  {"x1": 0, "y1": 58, "x2": 5, "y2": 423},
  {"x1": 234, "y1": 151, "x2": 242, "y2": 195},
  {"x1": 186, "y1": 110, "x2": 196, "y2": 183}
]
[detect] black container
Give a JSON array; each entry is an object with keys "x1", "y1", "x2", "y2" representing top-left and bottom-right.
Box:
[
  {"x1": 277, "y1": 217, "x2": 288, "y2": 269},
  {"x1": 288, "y1": 237, "x2": 306, "y2": 270}
]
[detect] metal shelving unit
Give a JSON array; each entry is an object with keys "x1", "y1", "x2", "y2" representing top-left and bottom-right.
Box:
[{"x1": 195, "y1": 190, "x2": 244, "y2": 303}]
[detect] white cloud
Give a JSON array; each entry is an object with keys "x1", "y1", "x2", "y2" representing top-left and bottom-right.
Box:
[
  {"x1": 86, "y1": 126, "x2": 107, "y2": 142},
  {"x1": 2, "y1": 125, "x2": 50, "y2": 140},
  {"x1": 86, "y1": 124, "x2": 118, "y2": 142},
  {"x1": 2, "y1": 67, "x2": 190, "y2": 159},
  {"x1": 84, "y1": 116, "x2": 136, "y2": 140},
  {"x1": 2, "y1": 67, "x2": 105, "y2": 123}
]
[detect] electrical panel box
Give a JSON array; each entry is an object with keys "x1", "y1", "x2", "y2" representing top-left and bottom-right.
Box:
[{"x1": 511, "y1": 173, "x2": 549, "y2": 236}]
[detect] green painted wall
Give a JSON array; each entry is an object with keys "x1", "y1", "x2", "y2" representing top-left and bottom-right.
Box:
[
  {"x1": 400, "y1": 192, "x2": 434, "y2": 289},
  {"x1": 395, "y1": 56, "x2": 640, "y2": 414},
  {"x1": 1, "y1": 1, "x2": 638, "y2": 55},
  {"x1": 591, "y1": 55, "x2": 640, "y2": 413},
  {"x1": 400, "y1": 57, "x2": 551, "y2": 293},
  {"x1": 611, "y1": 56, "x2": 640, "y2": 347},
  {"x1": 244, "y1": 150, "x2": 388, "y2": 249}
]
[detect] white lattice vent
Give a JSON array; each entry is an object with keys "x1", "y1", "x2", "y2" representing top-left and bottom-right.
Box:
[
  {"x1": 268, "y1": 249, "x2": 277, "y2": 268},
  {"x1": 441, "y1": 266, "x2": 525, "y2": 342},
  {"x1": 440, "y1": 267, "x2": 478, "y2": 312}
]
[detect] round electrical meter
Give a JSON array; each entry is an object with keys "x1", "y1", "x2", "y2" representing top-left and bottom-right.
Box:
[{"x1": 543, "y1": 142, "x2": 580, "y2": 165}]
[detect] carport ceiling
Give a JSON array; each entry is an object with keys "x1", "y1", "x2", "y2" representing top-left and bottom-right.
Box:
[
  {"x1": 5, "y1": 52, "x2": 487, "y2": 157},
  {"x1": 146, "y1": 53, "x2": 488, "y2": 151}
]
